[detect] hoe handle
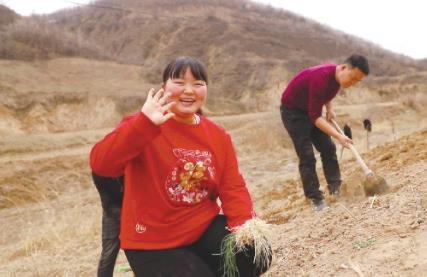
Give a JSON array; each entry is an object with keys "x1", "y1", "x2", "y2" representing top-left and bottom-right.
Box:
[{"x1": 331, "y1": 119, "x2": 373, "y2": 176}]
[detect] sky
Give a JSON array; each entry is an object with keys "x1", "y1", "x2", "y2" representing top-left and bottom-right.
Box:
[
  {"x1": 255, "y1": 0, "x2": 426, "y2": 59},
  {"x1": 1, "y1": 0, "x2": 426, "y2": 59}
]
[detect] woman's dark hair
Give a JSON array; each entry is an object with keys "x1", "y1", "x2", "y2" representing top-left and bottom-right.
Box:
[
  {"x1": 345, "y1": 54, "x2": 370, "y2": 75},
  {"x1": 162, "y1": 56, "x2": 208, "y2": 84}
]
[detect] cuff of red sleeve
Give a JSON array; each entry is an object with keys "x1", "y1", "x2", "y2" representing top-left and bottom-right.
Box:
[{"x1": 227, "y1": 214, "x2": 256, "y2": 232}]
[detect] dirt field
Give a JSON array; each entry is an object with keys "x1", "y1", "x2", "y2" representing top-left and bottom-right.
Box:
[{"x1": 1, "y1": 59, "x2": 426, "y2": 276}]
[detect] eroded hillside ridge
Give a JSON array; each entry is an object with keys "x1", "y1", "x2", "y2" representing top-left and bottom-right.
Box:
[{"x1": 1, "y1": 0, "x2": 427, "y2": 115}]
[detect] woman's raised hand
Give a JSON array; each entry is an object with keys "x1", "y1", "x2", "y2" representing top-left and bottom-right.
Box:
[{"x1": 141, "y1": 88, "x2": 175, "y2": 125}]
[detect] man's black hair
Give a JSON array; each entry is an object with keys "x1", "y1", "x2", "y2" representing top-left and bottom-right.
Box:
[{"x1": 345, "y1": 54, "x2": 370, "y2": 75}]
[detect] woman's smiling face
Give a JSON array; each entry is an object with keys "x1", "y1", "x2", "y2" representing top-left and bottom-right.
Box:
[{"x1": 163, "y1": 67, "x2": 207, "y2": 124}]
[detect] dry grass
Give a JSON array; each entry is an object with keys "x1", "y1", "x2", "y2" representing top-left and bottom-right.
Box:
[
  {"x1": 0, "y1": 145, "x2": 102, "y2": 275},
  {"x1": 400, "y1": 91, "x2": 427, "y2": 113},
  {"x1": 0, "y1": 110, "x2": 426, "y2": 276},
  {"x1": 0, "y1": 154, "x2": 91, "y2": 209},
  {"x1": 0, "y1": 190, "x2": 101, "y2": 276}
]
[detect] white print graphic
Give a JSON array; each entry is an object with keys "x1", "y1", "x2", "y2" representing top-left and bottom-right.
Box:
[
  {"x1": 165, "y1": 148, "x2": 216, "y2": 204},
  {"x1": 135, "y1": 222, "x2": 147, "y2": 234}
]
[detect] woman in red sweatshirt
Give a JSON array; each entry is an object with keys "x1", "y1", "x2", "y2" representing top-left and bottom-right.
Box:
[{"x1": 90, "y1": 57, "x2": 271, "y2": 276}]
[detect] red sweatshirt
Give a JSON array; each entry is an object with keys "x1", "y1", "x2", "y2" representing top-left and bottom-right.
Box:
[{"x1": 90, "y1": 112, "x2": 254, "y2": 249}]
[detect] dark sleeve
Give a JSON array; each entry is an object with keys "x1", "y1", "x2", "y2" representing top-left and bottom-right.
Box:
[{"x1": 92, "y1": 172, "x2": 124, "y2": 209}]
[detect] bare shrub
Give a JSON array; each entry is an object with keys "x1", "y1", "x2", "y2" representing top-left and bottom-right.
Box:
[{"x1": 0, "y1": 16, "x2": 105, "y2": 60}]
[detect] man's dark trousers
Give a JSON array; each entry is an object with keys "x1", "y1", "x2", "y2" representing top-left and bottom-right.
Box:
[{"x1": 280, "y1": 106, "x2": 341, "y2": 200}]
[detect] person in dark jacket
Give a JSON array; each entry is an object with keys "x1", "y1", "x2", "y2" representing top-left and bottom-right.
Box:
[{"x1": 92, "y1": 172, "x2": 124, "y2": 277}]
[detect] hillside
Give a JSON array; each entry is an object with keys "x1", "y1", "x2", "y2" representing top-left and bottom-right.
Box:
[
  {"x1": 1, "y1": 0, "x2": 426, "y2": 114},
  {"x1": 0, "y1": 4, "x2": 19, "y2": 28},
  {"x1": 0, "y1": 57, "x2": 426, "y2": 136},
  {"x1": 51, "y1": 0, "x2": 425, "y2": 75},
  {"x1": 0, "y1": 58, "x2": 149, "y2": 135},
  {"x1": 49, "y1": 0, "x2": 426, "y2": 110}
]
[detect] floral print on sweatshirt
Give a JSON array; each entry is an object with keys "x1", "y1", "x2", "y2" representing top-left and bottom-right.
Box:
[{"x1": 165, "y1": 148, "x2": 216, "y2": 204}]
